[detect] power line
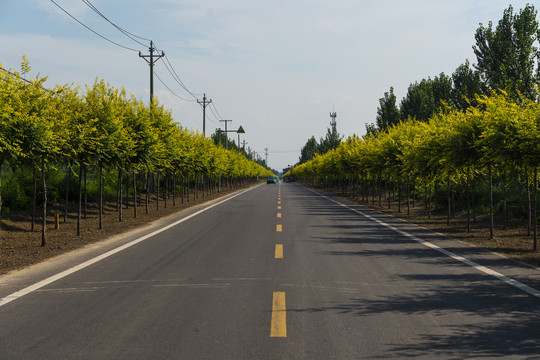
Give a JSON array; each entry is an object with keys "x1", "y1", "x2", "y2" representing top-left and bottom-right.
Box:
[
  {"x1": 153, "y1": 71, "x2": 196, "y2": 102},
  {"x1": 82, "y1": 0, "x2": 150, "y2": 47},
  {"x1": 210, "y1": 102, "x2": 224, "y2": 120},
  {"x1": 50, "y1": 0, "x2": 140, "y2": 52},
  {"x1": 0, "y1": 66, "x2": 54, "y2": 92},
  {"x1": 162, "y1": 54, "x2": 203, "y2": 98}
]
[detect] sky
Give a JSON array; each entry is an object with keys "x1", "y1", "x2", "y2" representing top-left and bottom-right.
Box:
[{"x1": 0, "y1": 0, "x2": 535, "y2": 171}]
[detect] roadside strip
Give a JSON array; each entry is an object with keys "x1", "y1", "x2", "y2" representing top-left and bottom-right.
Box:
[
  {"x1": 306, "y1": 187, "x2": 540, "y2": 299},
  {"x1": 0, "y1": 185, "x2": 259, "y2": 308}
]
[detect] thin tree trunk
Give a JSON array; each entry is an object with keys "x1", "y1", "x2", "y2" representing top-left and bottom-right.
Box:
[
  {"x1": 397, "y1": 181, "x2": 402, "y2": 213},
  {"x1": 489, "y1": 165, "x2": 494, "y2": 240},
  {"x1": 77, "y1": 162, "x2": 83, "y2": 236},
  {"x1": 156, "y1": 173, "x2": 160, "y2": 210},
  {"x1": 173, "y1": 175, "x2": 176, "y2": 207},
  {"x1": 406, "y1": 181, "x2": 410, "y2": 216},
  {"x1": 41, "y1": 159, "x2": 47, "y2": 247},
  {"x1": 99, "y1": 163, "x2": 103, "y2": 229},
  {"x1": 118, "y1": 168, "x2": 123, "y2": 222},
  {"x1": 187, "y1": 174, "x2": 190, "y2": 203},
  {"x1": 526, "y1": 169, "x2": 531, "y2": 236},
  {"x1": 83, "y1": 165, "x2": 87, "y2": 219},
  {"x1": 447, "y1": 175, "x2": 451, "y2": 226},
  {"x1": 0, "y1": 158, "x2": 3, "y2": 222},
  {"x1": 466, "y1": 171, "x2": 471, "y2": 232},
  {"x1": 164, "y1": 174, "x2": 168, "y2": 209},
  {"x1": 428, "y1": 184, "x2": 432, "y2": 219},
  {"x1": 32, "y1": 166, "x2": 37, "y2": 231},
  {"x1": 534, "y1": 167, "x2": 537, "y2": 250},
  {"x1": 133, "y1": 171, "x2": 137, "y2": 218},
  {"x1": 145, "y1": 171, "x2": 149, "y2": 214},
  {"x1": 64, "y1": 164, "x2": 71, "y2": 223}
]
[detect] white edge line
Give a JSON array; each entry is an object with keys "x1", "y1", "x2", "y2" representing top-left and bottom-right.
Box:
[
  {"x1": 0, "y1": 186, "x2": 258, "y2": 308},
  {"x1": 306, "y1": 187, "x2": 540, "y2": 299}
]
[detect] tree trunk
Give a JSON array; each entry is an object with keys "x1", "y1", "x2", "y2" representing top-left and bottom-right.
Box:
[
  {"x1": 406, "y1": 181, "x2": 410, "y2": 216},
  {"x1": 145, "y1": 171, "x2": 149, "y2": 214},
  {"x1": 118, "y1": 168, "x2": 123, "y2": 222},
  {"x1": 133, "y1": 171, "x2": 137, "y2": 218},
  {"x1": 32, "y1": 166, "x2": 37, "y2": 231},
  {"x1": 41, "y1": 159, "x2": 47, "y2": 247},
  {"x1": 534, "y1": 167, "x2": 537, "y2": 250},
  {"x1": 64, "y1": 164, "x2": 71, "y2": 223},
  {"x1": 187, "y1": 174, "x2": 190, "y2": 203},
  {"x1": 526, "y1": 169, "x2": 531, "y2": 236},
  {"x1": 156, "y1": 173, "x2": 160, "y2": 210},
  {"x1": 447, "y1": 175, "x2": 451, "y2": 226},
  {"x1": 173, "y1": 175, "x2": 176, "y2": 207},
  {"x1": 77, "y1": 162, "x2": 83, "y2": 236},
  {"x1": 397, "y1": 181, "x2": 402, "y2": 213},
  {"x1": 99, "y1": 163, "x2": 103, "y2": 230},
  {"x1": 489, "y1": 165, "x2": 494, "y2": 240},
  {"x1": 466, "y1": 171, "x2": 471, "y2": 232},
  {"x1": 0, "y1": 158, "x2": 3, "y2": 222},
  {"x1": 83, "y1": 165, "x2": 87, "y2": 219},
  {"x1": 164, "y1": 174, "x2": 168, "y2": 209},
  {"x1": 428, "y1": 184, "x2": 432, "y2": 219}
]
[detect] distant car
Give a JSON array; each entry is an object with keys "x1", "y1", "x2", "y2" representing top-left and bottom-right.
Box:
[{"x1": 267, "y1": 176, "x2": 277, "y2": 184}]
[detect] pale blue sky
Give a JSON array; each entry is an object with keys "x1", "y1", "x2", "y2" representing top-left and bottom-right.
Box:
[{"x1": 0, "y1": 0, "x2": 535, "y2": 170}]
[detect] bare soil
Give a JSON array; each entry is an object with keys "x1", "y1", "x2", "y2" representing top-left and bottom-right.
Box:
[{"x1": 0, "y1": 185, "x2": 251, "y2": 276}]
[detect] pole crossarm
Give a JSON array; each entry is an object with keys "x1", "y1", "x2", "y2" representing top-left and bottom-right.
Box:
[
  {"x1": 139, "y1": 40, "x2": 164, "y2": 106},
  {"x1": 197, "y1": 93, "x2": 212, "y2": 136}
]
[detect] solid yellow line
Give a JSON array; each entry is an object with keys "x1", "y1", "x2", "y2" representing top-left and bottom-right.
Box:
[
  {"x1": 270, "y1": 292, "x2": 287, "y2": 337},
  {"x1": 275, "y1": 244, "x2": 283, "y2": 259},
  {"x1": 276, "y1": 224, "x2": 282, "y2": 232},
  {"x1": 277, "y1": 213, "x2": 282, "y2": 218}
]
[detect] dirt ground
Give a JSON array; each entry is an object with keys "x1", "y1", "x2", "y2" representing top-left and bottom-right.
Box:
[
  {"x1": 0, "y1": 185, "x2": 250, "y2": 276},
  {"x1": 332, "y1": 190, "x2": 540, "y2": 268},
  {"x1": 1, "y1": 183, "x2": 539, "y2": 276}
]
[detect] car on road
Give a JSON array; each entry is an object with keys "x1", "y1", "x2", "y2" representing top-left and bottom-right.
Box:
[{"x1": 267, "y1": 176, "x2": 277, "y2": 184}]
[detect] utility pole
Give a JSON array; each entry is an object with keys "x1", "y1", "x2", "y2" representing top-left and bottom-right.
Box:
[
  {"x1": 139, "y1": 41, "x2": 164, "y2": 106},
  {"x1": 198, "y1": 93, "x2": 212, "y2": 136},
  {"x1": 264, "y1": 147, "x2": 269, "y2": 167},
  {"x1": 219, "y1": 119, "x2": 232, "y2": 150}
]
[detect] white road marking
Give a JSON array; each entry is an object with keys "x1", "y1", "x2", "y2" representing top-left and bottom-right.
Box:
[
  {"x1": 0, "y1": 186, "x2": 258, "y2": 308},
  {"x1": 307, "y1": 188, "x2": 540, "y2": 299}
]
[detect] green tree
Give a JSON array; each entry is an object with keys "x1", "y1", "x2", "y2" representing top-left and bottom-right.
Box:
[
  {"x1": 318, "y1": 118, "x2": 342, "y2": 155},
  {"x1": 366, "y1": 86, "x2": 400, "y2": 135},
  {"x1": 473, "y1": 4, "x2": 539, "y2": 99},
  {"x1": 298, "y1": 136, "x2": 318, "y2": 164},
  {"x1": 451, "y1": 60, "x2": 486, "y2": 111}
]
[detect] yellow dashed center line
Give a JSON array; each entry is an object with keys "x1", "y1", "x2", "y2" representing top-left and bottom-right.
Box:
[
  {"x1": 277, "y1": 206, "x2": 282, "y2": 210},
  {"x1": 277, "y1": 213, "x2": 282, "y2": 218},
  {"x1": 275, "y1": 244, "x2": 283, "y2": 259},
  {"x1": 270, "y1": 292, "x2": 287, "y2": 337},
  {"x1": 276, "y1": 224, "x2": 282, "y2": 232}
]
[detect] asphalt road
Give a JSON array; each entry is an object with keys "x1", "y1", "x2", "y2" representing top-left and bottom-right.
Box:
[{"x1": 1, "y1": 182, "x2": 540, "y2": 359}]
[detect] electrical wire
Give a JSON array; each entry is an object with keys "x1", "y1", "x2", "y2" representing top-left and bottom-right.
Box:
[
  {"x1": 210, "y1": 102, "x2": 225, "y2": 120},
  {"x1": 153, "y1": 70, "x2": 196, "y2": 102},
  {"x1": 50, "y1": 0, "x2": 140, "y2": 52},
  {"x1": 207, "y1": 104, "x2": 222, "y2": 122},
  {"x1": 82, "y1": 0, "x2": 150, "y2": 47},
  {"x1": 0, "y1": 66, "x2": 54, "y2": 92},
  {"x1": 162, "y1": 53, "x2": 203, "y2": 98}
]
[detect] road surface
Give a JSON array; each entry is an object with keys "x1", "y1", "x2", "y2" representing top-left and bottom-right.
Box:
[{"x1": 1, "y1": 182, "x2": 539, "y2": 359}]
